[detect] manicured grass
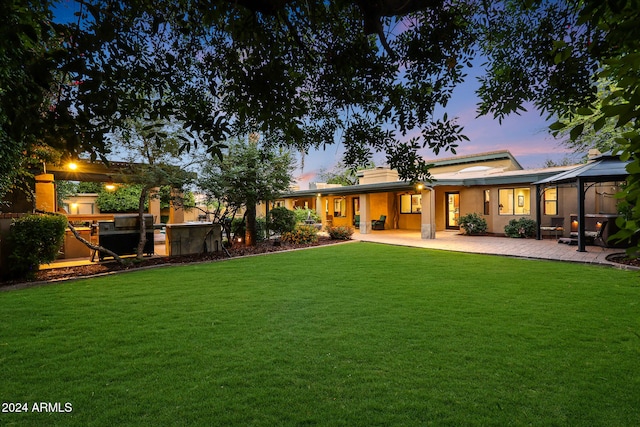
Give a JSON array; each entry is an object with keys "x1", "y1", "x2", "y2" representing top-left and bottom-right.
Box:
[{"x1": 1, "y1": 242, "x2": 639, "y2": 426}]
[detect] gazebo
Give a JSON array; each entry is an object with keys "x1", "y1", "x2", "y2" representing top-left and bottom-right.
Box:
[{"x1": 534, "y1": 153, "x2": 631, "y2": 252}]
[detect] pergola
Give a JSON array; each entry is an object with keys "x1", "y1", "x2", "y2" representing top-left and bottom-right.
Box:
[
  {"x1": 38, "y1": 159, "x2": 193, "y2": 224},
  {"x1": 534, "y1": 153, "x2": 630, "y2": 252},
  {"x1": 45, "y1": 159, "x2": 186, "y2": 183}
]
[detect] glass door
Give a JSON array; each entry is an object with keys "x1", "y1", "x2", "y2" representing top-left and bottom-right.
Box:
[{"x1": 446, "y1": 192, "x2": 460, "y2": 229}]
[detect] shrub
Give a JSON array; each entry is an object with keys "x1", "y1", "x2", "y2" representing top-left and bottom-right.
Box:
[
  {"x1": 458, "y1": 213, "x2": 488, "y2": 235},
  {"x1": 293, "y1": 207, "x2": 320, "y2": 224},
  {"x1": 504, "y1": 217, "x2": 537, "y2": 238},
  {"x1": 8, "y1": 214, "x2": 68, "y2": 278},
  {"x1": 326, "y1": 225, "x2": 354, "y2": 240},
  {"x1": 281, "y1": 225, "x2": 318, "y2": 244},
  {"x1": 268, "y1": 207, "x2": 296, "y2": 234}
]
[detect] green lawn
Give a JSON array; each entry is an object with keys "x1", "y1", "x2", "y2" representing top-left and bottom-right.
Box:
[{"x1": 1, "y1": 242, "x2": 639, "y2": 426}]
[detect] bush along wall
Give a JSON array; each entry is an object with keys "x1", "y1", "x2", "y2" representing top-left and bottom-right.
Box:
[
  {"x1": 458, "y1": 213, "x2": 488, "y2": 235},
  {"x1": 7, "y1": 213, "x2": 68, "y2": 278},
  {"x1": 504, "y1": 217, "x2": 537, "y2": 238}
]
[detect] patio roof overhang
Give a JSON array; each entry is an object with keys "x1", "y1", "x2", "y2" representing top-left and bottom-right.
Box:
[
  {"x1": 45, "y1": 160, "x2": 192, "y2": 185},
  {"x1": 284, "y1": 181, "x2": 425, "y2": 198},
  {"x1": 284, "y1": 168, "x2": 567, "y2": 199},
  {"x1": 532, "y1": 153, "x2": 630, "y2": 251}
]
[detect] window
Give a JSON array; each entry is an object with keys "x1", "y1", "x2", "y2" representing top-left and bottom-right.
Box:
[
  {"x1": 483, "y1": 190, "x2": 490, "y2": 215},
  {"x1": 400, "y1": 194, "x2": 422, "y2": 214},
  {"x1": 498, "y1": 188, "x2": 530, "y2": 215},
  {"x1": 544, "y1": 187, "x2": 558, "y2": 215},
  {"x1": 333, "y1": 198, "x2": 346, "y2": 217}
]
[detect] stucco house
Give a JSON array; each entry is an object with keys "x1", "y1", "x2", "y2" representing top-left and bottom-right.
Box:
[{"x1": 271, "y1": 150, "x2": 629, "y2": 247}]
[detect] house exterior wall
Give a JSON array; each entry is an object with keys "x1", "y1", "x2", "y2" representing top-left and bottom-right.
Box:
[
  {"x1": 398, "y1": 203, "x2": 421, "y2": 229},
  {"x1": 63, "y1": 194, "x2": 99, "y2": 215},
  {"x1": 273, "y1": 152, "x2": 627, "y2": 240}
]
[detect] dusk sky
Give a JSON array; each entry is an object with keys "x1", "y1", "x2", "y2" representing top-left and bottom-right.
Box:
[{"x1": 295, "y1": 68, "x2": 578, "y2": 187}]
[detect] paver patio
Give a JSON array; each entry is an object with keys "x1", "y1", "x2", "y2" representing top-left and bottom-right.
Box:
[{"x1": 355, "y1": 230, "x2": 627, "y2": 267}]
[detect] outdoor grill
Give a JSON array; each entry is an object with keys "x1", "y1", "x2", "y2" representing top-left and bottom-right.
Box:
[{"x1": 97, "y1": 214, "x2": 154, "y2": 260}]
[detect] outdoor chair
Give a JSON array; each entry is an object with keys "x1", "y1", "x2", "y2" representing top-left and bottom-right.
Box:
[
  {"x1": 353, "y1": 214, "x2": 360, "y2": 227},
  {"x1": 371, "y1": 215, "x2": 386, "y2": 230},
  {"x1": 593, "y1": 220, "x2": 608, "y2": 248},
  {"x1": 540, "y1": 217, "x2": 564, "y2": 239}
]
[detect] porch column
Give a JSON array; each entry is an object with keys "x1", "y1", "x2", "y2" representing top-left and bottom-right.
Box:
[
  {"x1": 577, "y1": 177, "x2": 586, "y2": 252},
  {"x1": 421, "y1": 187, "x2": 436, "y2": 239},
  {"x1": 149, "y1": 187, "x2": 161, "y2": 224},
  {"x1": 35, "y1": 173, "x2": 56, "y2": 213},
  {"x1": 168, "y1": 188, "x2": 185, "y2": 224},
  {"x1": 315, "y1": 194, "x2": 322, "y2": 219},
  {"x1": 535, "y1": 184, "x2": 543, "y2": 240},
  {"x1": 359, "y1": 194, "x2": 372, "y2": 234},
  {"x1": 285, "y1": 199, "x2": 295, "y2": 210}
]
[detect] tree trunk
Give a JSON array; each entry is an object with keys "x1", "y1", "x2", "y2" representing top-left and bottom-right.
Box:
[
  {"x1": 136, "y1": 187, "x2": 149, "y2": 259},
  {"x1": 245, "y1": 200, "x2": 257, "y2": 246}
]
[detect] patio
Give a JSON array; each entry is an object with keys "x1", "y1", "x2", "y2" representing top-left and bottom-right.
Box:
[{"x1": 355, "y1": 229, "x2": 624, "y2": 267}]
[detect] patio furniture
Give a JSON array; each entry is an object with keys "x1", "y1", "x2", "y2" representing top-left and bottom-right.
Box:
[
  {"x1": 592, "y1": 220, "x2": 608, "y2": 248},
  {"x1": 541, "y1": 217, "x2": 564, "y2": 239},
  {"x1": 371, "y1": 215, "x2": 386, "y2": 230},
  {"x1": 353, "y1": 215, "x2": 360, "y2": 227}
]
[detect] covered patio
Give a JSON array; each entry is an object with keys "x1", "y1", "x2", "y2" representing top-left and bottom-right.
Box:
[{"x1": 534, "y1": 153, "x2": 631, "y2": 252}]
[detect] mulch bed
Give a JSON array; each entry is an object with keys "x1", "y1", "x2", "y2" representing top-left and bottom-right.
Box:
[
  {"x1": 606, "y1": 252, "x2": 640, "y2": 268},
  {"x1": 1, "y1": 237, "x2": 346, "y2": 289}
]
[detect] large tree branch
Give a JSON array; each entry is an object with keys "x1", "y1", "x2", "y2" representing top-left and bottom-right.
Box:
[{"x1": 66, "y1": 221, "x2": 125, "y2": 264}]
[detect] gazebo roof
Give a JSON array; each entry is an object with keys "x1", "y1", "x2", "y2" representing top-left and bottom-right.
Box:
[{"x1": 533, "y1": 153, "x2": 630, "y2": 185}]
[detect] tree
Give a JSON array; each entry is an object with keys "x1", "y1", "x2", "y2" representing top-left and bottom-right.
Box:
[
  {"x1": 474, "y1": 0, "x2": 640, "y2": 254},
  {"x1": 96, "y1": 184, "x2": 147, "y2": 213},
  {"x1": 198, "y1": 136, "x2": 295, "y2": 246},
  {"x1": 0, "y1": 1, "x2": 65, "y2": 200},
  {"x1": 43, "y1": 0, "x2": 476, "y2": 185},
  {"x1": 317, "y1": 161, "x2": 376, "y2": 186},
  {"x1": 106, "y1": 118, "x2": 196, "y2": 259},
  {"x1": 553, "y1": 81, "x2": 633, "y2": 157}
]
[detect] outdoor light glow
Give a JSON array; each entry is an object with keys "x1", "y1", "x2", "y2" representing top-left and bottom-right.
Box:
[
  {"x1": 105, "y1": 183, "x2": 116, "y2": 191},
  {"x1": 67, "y1": 162, "x2": 78, "y2": 170},
  {"x1": 416, "y1": 183, "x2": 424, "y2": 191}
]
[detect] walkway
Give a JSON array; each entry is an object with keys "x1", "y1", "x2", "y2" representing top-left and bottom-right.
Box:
[{"x1": 354, "y1": 230, "x2": 625, "y2": 267}]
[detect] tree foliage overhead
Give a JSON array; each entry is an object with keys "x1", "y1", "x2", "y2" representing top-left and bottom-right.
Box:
[
  {"x1": 0, "y1": 0, "x2": 63, "y2": 199},
  {"x1": 46, "y1": 0, "x2": 476, "y2": 183}
]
